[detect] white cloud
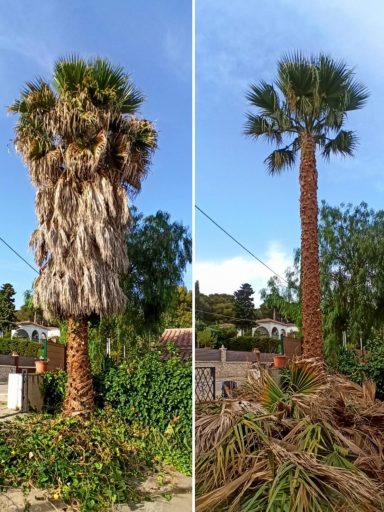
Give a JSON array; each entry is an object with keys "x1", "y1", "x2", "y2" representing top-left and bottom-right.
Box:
[{"x1": 195, "y1": 242, "x2": 293, "y2": 305}]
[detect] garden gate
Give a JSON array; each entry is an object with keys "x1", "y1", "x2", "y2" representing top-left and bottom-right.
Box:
[{"x1": 195, "y1": 367, "x2": 216, "y2": 402}]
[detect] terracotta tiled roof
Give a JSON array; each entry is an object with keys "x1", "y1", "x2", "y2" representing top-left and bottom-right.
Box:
[{"x1": 160, "y1": 328, "x2": 192, "y2": 359}]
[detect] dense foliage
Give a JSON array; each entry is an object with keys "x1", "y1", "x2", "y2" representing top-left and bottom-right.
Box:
[
  {"x1": 224, "y1": 335, "x2": 280, "y2": 353},
  {"x1": 101, "y1": 351, "x2": 191, "y2": 438},
  {"x1": 0, "y1": 283, "x2": 16, "y2": 333},
  {"x1": 40, "y1": 349, "x2": 192, "y2": 474},
  {"x1": 163, "y1": 286, "x2": 192, "y2": 328},
  {"x1": 333, "y1": 336, "x2": 384, "y2": 400},
  {"x1": 196, "y1": 290, "x2": 235, "y2": 325},
  {"x1": 233, "y1": 283, "x2": 255, "y2": 332},
  {"x1": 0, "y1": 338, "x2": 40, "y2": 358},
  {"x1": 320, "y1": 202, "x2": 384, "y2": 355},
  {"x1": 121, "y1": 208, "x2": 192, "y2": 335},
  {"x1": 196, "y1": 328, "x2": 216, "y2": 348},
  {"x1": 0, "y1": 414, "x2": 168, "y2": 511}
]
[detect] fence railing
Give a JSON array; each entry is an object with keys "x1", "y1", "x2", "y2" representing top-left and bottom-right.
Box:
[{"x1": 195, "y1": 366, "x2": 216, "y2": 402}]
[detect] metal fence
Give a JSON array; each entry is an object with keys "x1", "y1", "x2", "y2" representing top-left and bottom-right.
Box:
[{"x1": 195, "y1": 366, "x2": 216, "y2": 402}]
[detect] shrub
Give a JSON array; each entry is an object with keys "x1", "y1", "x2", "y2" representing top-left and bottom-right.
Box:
[
  {"x1": 224, "y1": 335, "x2": 280, "y2": 352},
  {"x1": 197, "y1": 328, "x2": 215, "y2": 347},
  {"x1": 208, "y1": 324, "x2": 237, "y2": 345},
  {"x1": 0, "y1": 338, "x2": 41, "y2": 358},
  {"x1": 101, "y1": 352, "x2": 192, "y2": 437},
  {"x1": 334, "y1": 338, "x2": 384, "y2": 399},
  {"x1": 0, "y1": 414, "x2": 157, "y2": 511},
  {"x1": 41, "y1": 370, "x2": 67, "y2": 414}
]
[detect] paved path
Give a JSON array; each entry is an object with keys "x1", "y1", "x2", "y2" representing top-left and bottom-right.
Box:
[
  {"x1": 0, "y1": 382, "x2": 8, "y2": 403},
  {"x1": 0, "y1": 474, "x2": 192, "y2": 511}
]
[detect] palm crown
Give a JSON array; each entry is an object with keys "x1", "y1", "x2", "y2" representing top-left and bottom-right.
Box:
[
  {"x1": 10, "y1": 56, "x2": 157, "y2": 319},
  {"x1": 244, "y1": 53, "x2": 369, "y2": 173}
]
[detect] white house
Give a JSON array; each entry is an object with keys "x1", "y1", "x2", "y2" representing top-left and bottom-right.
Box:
[
  {"x1": 11, "y1": 321, "x2": 60, "y2": 341},
  {"x1": 251, "y1": 318, "x2": 299, "y2": 338}
]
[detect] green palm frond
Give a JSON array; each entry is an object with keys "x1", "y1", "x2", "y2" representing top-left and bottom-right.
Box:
[
  {"x1": 288, "y1": 359, "x2": 327, "y2": 395},
  {"x1": 53, "y1": 55, "x2": 89, "y2": 95},
  {"x1": 321, "y1": 130, "x2": 358, "y2": 160},
  {"x1": 90, "y1": 58, "x2": 144, "y2": 112},
  {"x1": 244, "y1": 114, "x2": 283, "y2": 144},
  {"x1": 277, "y1": 52, "x2": 316, "y2": 111},
  {"x1": 245, "y1": 52, "x2": 368, "y2": 175},
  {"x1": 246, "y1": 81, "x2": 281, "y2": 116},
  {"x1": 259, "y1": 371, "x2": 288, "y2": 411},
  {"x1": 9, "y1": 79, "x2": 55, "y2": 114},
  {"x1": 264, "y1": 148, "x2": 296, "y2": 175}
]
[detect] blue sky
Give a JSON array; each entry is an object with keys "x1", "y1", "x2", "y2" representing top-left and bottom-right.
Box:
[
  {"x1": 0, "y1": 0, "x2": 192, "y2": 308},
  {"x1": 195, "y1": 0, "x2": 384, "y2": 304}
]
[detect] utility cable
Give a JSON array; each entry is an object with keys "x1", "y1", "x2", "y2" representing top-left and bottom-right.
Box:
[
  {"x1": 195, "y1": 205, "x2": 288, "y2": 284},
  {"x1": 0, "y1": 236, "x2": 38, "y2": 274}
]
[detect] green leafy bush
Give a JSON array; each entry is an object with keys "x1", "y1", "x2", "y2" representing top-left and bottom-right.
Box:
[
  {"x1": 224, "y1": 335, "x2": 279, "y2": 352},
  {"x1": 100, "y1": 352, "x2": 192, "y2": 438},
  {"x1": 197, "y1": 328, "x2": 215, "y2": 347},
  {"x1": 0, "y1": 414, "x2": 157, "y2": 511},
  {"x1": 208, "y1": 324, "x2": 237, "y2": 345},
  {"x1": 334, "y1": 338, "x2": 384, "y2": 399},
  {"x1": 0, "y1": 338, "x2": 40, "y2": 357},
  {"x1": 41, "y1": 370, "x2": 67, "y2": 414},
  {"x1": 38, "y1": 352, "x2": 192, "y2": 475}
]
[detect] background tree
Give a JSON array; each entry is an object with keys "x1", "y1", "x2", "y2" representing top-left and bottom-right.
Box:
[
  {"x1": 259, "y1": 257, "x2": 301, "y2": 329},
  {"x1": 16, "y1": 288, "x2": 45, "y2": 324},
  {"x1": 233, "y1": 283, "x2": 255, "y2": 333},
  {"x1": 319, "y1": 201, "x2": 384, "y2": 355},
  {"x1": 164, "y1": 286, "x2": 192, "y2": 328},
  {"x1": 86, "y1": 208, "x2": 191, "y2": 366},
  {"x1": 10, "y1": 56, "x2": 157, "y2": 416},
  {"x1": 0, "y1": 283, "x2": 16, "y2": 334},
  {"x1": 121, "y1": 207, "x2": 191, "y2": 334},
  {"x1": 245, "y1": 53, "x2": 368, "y2": 359},
  {"x1": 196, "y1": 291, "x2": 235, "y2": 324}
]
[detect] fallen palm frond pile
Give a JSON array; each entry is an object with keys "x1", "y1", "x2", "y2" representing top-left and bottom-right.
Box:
[{"x1": 196, "y1": 359, "x2": 384, "y2": 511}]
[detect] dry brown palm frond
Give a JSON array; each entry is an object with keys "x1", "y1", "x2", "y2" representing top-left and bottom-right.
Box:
[
  {"x1": 196, "y1": 458, "x2": 271, "y2": 512},
  {"x1": 196, "y1": 399, "x2": 272, "y2": 455},
  {"x1": 268, "y1": 443, "x2": 383, "y2": 512}
]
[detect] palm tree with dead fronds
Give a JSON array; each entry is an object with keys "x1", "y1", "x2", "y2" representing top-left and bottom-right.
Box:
[
  {"x1": 10, "y1": 56, "x2": 157, "y2": 417},
  {"x1": 245, "y1": 53, "x2": 368, "y2": 360}
]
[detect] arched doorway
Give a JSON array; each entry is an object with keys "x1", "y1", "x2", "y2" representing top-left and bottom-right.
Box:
[
  {"x1": 271, "y1": 327, "x2": 279, "y2": 338},
  {"x1": 254, "y1": 326, "x2": 269, "y2": 337}
]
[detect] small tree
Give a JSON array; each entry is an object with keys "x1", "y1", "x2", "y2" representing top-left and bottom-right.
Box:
[
  {"x1": 233, "y1": 283, "x2": 255, "y2": 333},
  {"x1": 0, "y1": 283, "x2": 16, "y2": 333}
]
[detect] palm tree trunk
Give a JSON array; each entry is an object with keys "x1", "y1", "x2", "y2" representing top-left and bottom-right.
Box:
[
  {"x1": 63, "y1": 317, "x2": 94, "y2": 417},
  {"x1": 299, "y1": 133, "x2": 323, "y2": 359}
]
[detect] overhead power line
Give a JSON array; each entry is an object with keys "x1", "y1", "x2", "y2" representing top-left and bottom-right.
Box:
[
  {"x1": 195, "y1": 205, "x2": 288, "y2": 284},
  {"x1": 0, "y1": 236, "x2": 39, "y2": 274}
]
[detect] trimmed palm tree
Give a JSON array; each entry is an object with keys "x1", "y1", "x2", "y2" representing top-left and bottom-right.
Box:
[
  {"x1": 245, "y1": 53, "x2": 368, "y2": 359},
  {"x1": 10, "y1": 56, "x2": 157, "y2": 416}
]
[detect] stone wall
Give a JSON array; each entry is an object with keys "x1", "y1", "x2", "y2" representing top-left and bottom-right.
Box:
[{"x1": 0, "y1": 365, "x2": 15, "y2": 383}]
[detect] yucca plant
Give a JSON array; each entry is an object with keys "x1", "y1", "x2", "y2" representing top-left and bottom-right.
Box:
[{"x1": 10, "y1": 56, "x2": 157, "y2": 417}]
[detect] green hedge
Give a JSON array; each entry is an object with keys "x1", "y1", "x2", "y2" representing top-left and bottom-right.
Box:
[
  {"x1": 0, "y1": 338, "x2": 41, "y2": 358},
  {"x1": 224, "y1": 335, "x2": 280, "y2": 352}
]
